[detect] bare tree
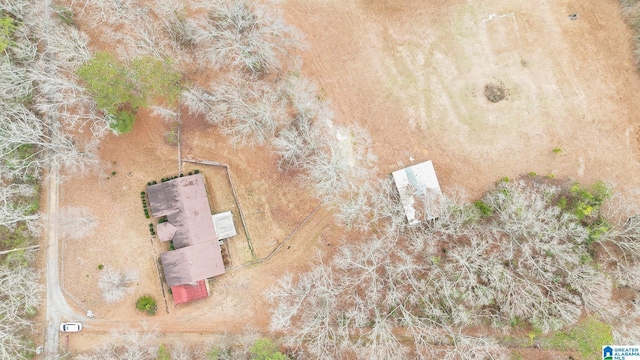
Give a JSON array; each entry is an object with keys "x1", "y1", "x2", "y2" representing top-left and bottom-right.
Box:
[
  {"x1": 0, "y1": 265, "x2": 42, "y2": 359},
  {"x1": 190, "y1": 0, "x2": 305, "y2": 75},
  {"x1": 0, "y1": 183, "x2": 40, "y2": 235},
  {"x1": 272, "y1": 76, "x2": 334, "y2": 172},
  {"x1": 302, "y1": 124, "x2": 377, "y2": 200},
  {"x1": 183, "y1": 77, "x2": 287, "y2": 145},
  {"x1": 268, "y1": 177, "x2": 630, "y2": 356},
  {"x1": 0, "y1": 101, "x2": 99, "y2": 180},
  {"x1": 59, "y1": 206, "x2": 98, "y2": 240},
  {"x1": 169, "y1": 342, "x2": 193, "y2": 360},
  {"x1": 75, "y1": 325, "x2": 158, "y2": 360},
  {"x1": 273, "y1": 114, "x2": 325, "y2": 172},
  {"x1": 97, "y1": 267, "x2": 139, "y2": 303},
  {"x1": 0, "y1": 57, "x2": 32, "y2": 102}
]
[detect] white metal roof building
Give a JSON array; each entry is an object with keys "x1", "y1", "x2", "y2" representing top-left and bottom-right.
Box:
[
  {"x1": 391, "y1": 160, "x2": 443, "y2": 225},
  {"x1": 212, "y1": 211, "x2": 237, "y2": 240}
]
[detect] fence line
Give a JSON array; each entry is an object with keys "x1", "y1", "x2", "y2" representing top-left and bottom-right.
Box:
[{"x1": 180, "y1": 159, "x2": 256, "y2": 261}]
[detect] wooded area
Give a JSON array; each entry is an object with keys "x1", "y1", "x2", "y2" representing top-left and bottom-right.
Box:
[{"x1": 2, "y1": 0, "x2": 640, "y2": 358}]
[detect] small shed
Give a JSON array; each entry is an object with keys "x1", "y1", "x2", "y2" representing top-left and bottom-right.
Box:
[
  {"x1": 391, "y1": 160, "x2": 443, "y2": 225},
  {"x1": 212, "y1": 211, "x2": 237, "y2": 239}
]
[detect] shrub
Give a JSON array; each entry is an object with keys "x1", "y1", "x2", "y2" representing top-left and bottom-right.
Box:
[
  {"x1": 473, "y1": 200, "x2": 493, "y2": 218},
  {"x1": 149, "y1": 223, "x2": 154, "y2": 228},
  {"x1": 194, "y1": 169, "x2": 200, "y2": 174},
  {"x1": 250, "y1": 339, "x2": 289, "y2": 360},
  {"x1": 111, "y1": 171, "x2": 117, "y2": 176},
  {"x1": 141, "y1": 191, "x2": 145, "y2": 195},
  {"x1": 157, "y1": 344, "x2": 170, "y2": 360},
  {"x1": 0, "y1": 15, "x2": 17, "y2": 53},
  {"x1": 552, "y1": 147, "x2": 562, "y2": 154},
  {"x1": 98, "y1": 264, "x2": 104, "y2": 270},
  {"x1": 135, "y1": 295, "x2": 158, "y2": 315},
  {"x1": 188, "y1": 172, "x2": 193, "y2": 175},
  {"x1": 566, "y1": 181, "x2": 611, "y2": 220},
  {"x1": 147, "y1": 182, "x2": 152, "y2": 186}
]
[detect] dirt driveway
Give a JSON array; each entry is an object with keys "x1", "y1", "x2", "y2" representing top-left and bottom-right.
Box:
[{"x1": 57, "y1": 0, "x2": 640, "y2": 357}]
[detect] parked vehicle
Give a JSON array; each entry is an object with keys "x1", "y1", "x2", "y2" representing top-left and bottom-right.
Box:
[{"x1": 59, "y1": 322, "x2": 82, "y2": 332}]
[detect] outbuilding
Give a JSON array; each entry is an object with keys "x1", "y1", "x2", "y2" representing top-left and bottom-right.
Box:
[{"x1": 391, "y1": 160, "x2": 443, "y2": 225}]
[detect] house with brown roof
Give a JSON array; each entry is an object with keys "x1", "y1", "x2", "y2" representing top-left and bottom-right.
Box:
[
  {"x1": 159, "y1": 239, "x2": 225, "y2": 287},
  {"x1": 146, "y1": 173, "x2": 229, "y2": 305}
]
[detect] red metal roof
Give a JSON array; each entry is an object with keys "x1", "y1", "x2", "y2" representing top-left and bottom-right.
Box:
[{"x1": 171, "y1": 280, "x2": 209, "y2": 305}]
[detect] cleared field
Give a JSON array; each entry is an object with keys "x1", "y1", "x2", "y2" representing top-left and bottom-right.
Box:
[{"x1": 282, "y1": 0, "x2": 640, "y2": 197}]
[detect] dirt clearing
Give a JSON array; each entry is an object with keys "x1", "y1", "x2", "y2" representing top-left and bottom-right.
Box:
[{"x1": 282, "y1": 0, "x2": 640, "y2": 197}]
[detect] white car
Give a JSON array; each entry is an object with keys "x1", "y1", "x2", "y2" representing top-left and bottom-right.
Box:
[{"x1": 59, "y1": 322, "x2": 82, "y2": 332}]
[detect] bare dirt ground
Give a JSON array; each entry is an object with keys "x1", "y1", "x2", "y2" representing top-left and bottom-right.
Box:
[{"x1": 55, "y1": 0, "x2": 640, "y2": 357}]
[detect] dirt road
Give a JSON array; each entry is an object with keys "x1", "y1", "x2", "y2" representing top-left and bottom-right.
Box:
[{"x1": 44, "y1": 170, "x2": 86, "y2": 357}]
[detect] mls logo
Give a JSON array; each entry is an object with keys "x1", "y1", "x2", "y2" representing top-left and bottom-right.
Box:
[{"x1": 603, "y1": 346, "x2": 612, "y2": 360}]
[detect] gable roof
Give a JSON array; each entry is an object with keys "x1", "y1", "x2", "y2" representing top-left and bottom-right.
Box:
[
  {"x1": 157, "y1": 222, "x2": 177, "y2": 242},
  {"x1": 147, "y1": 181, "x2": 180, "y2": 217},
  {"x1": 160, "y1": 239, "x2": 226, "y2": 287},
  {"x1": 171, "y1": 280, "x2": 209, "y2": 305},
  {"x1": 147, "y1": 174, "x2": 218, "y2": 248},
  {"x1": 391, "y1": 160, "x2": 443, "y2": 224}
]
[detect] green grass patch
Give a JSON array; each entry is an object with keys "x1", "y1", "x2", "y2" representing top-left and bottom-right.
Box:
[{"x1": 549, "y1": 316, "x2": 613, "y2": 359}]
